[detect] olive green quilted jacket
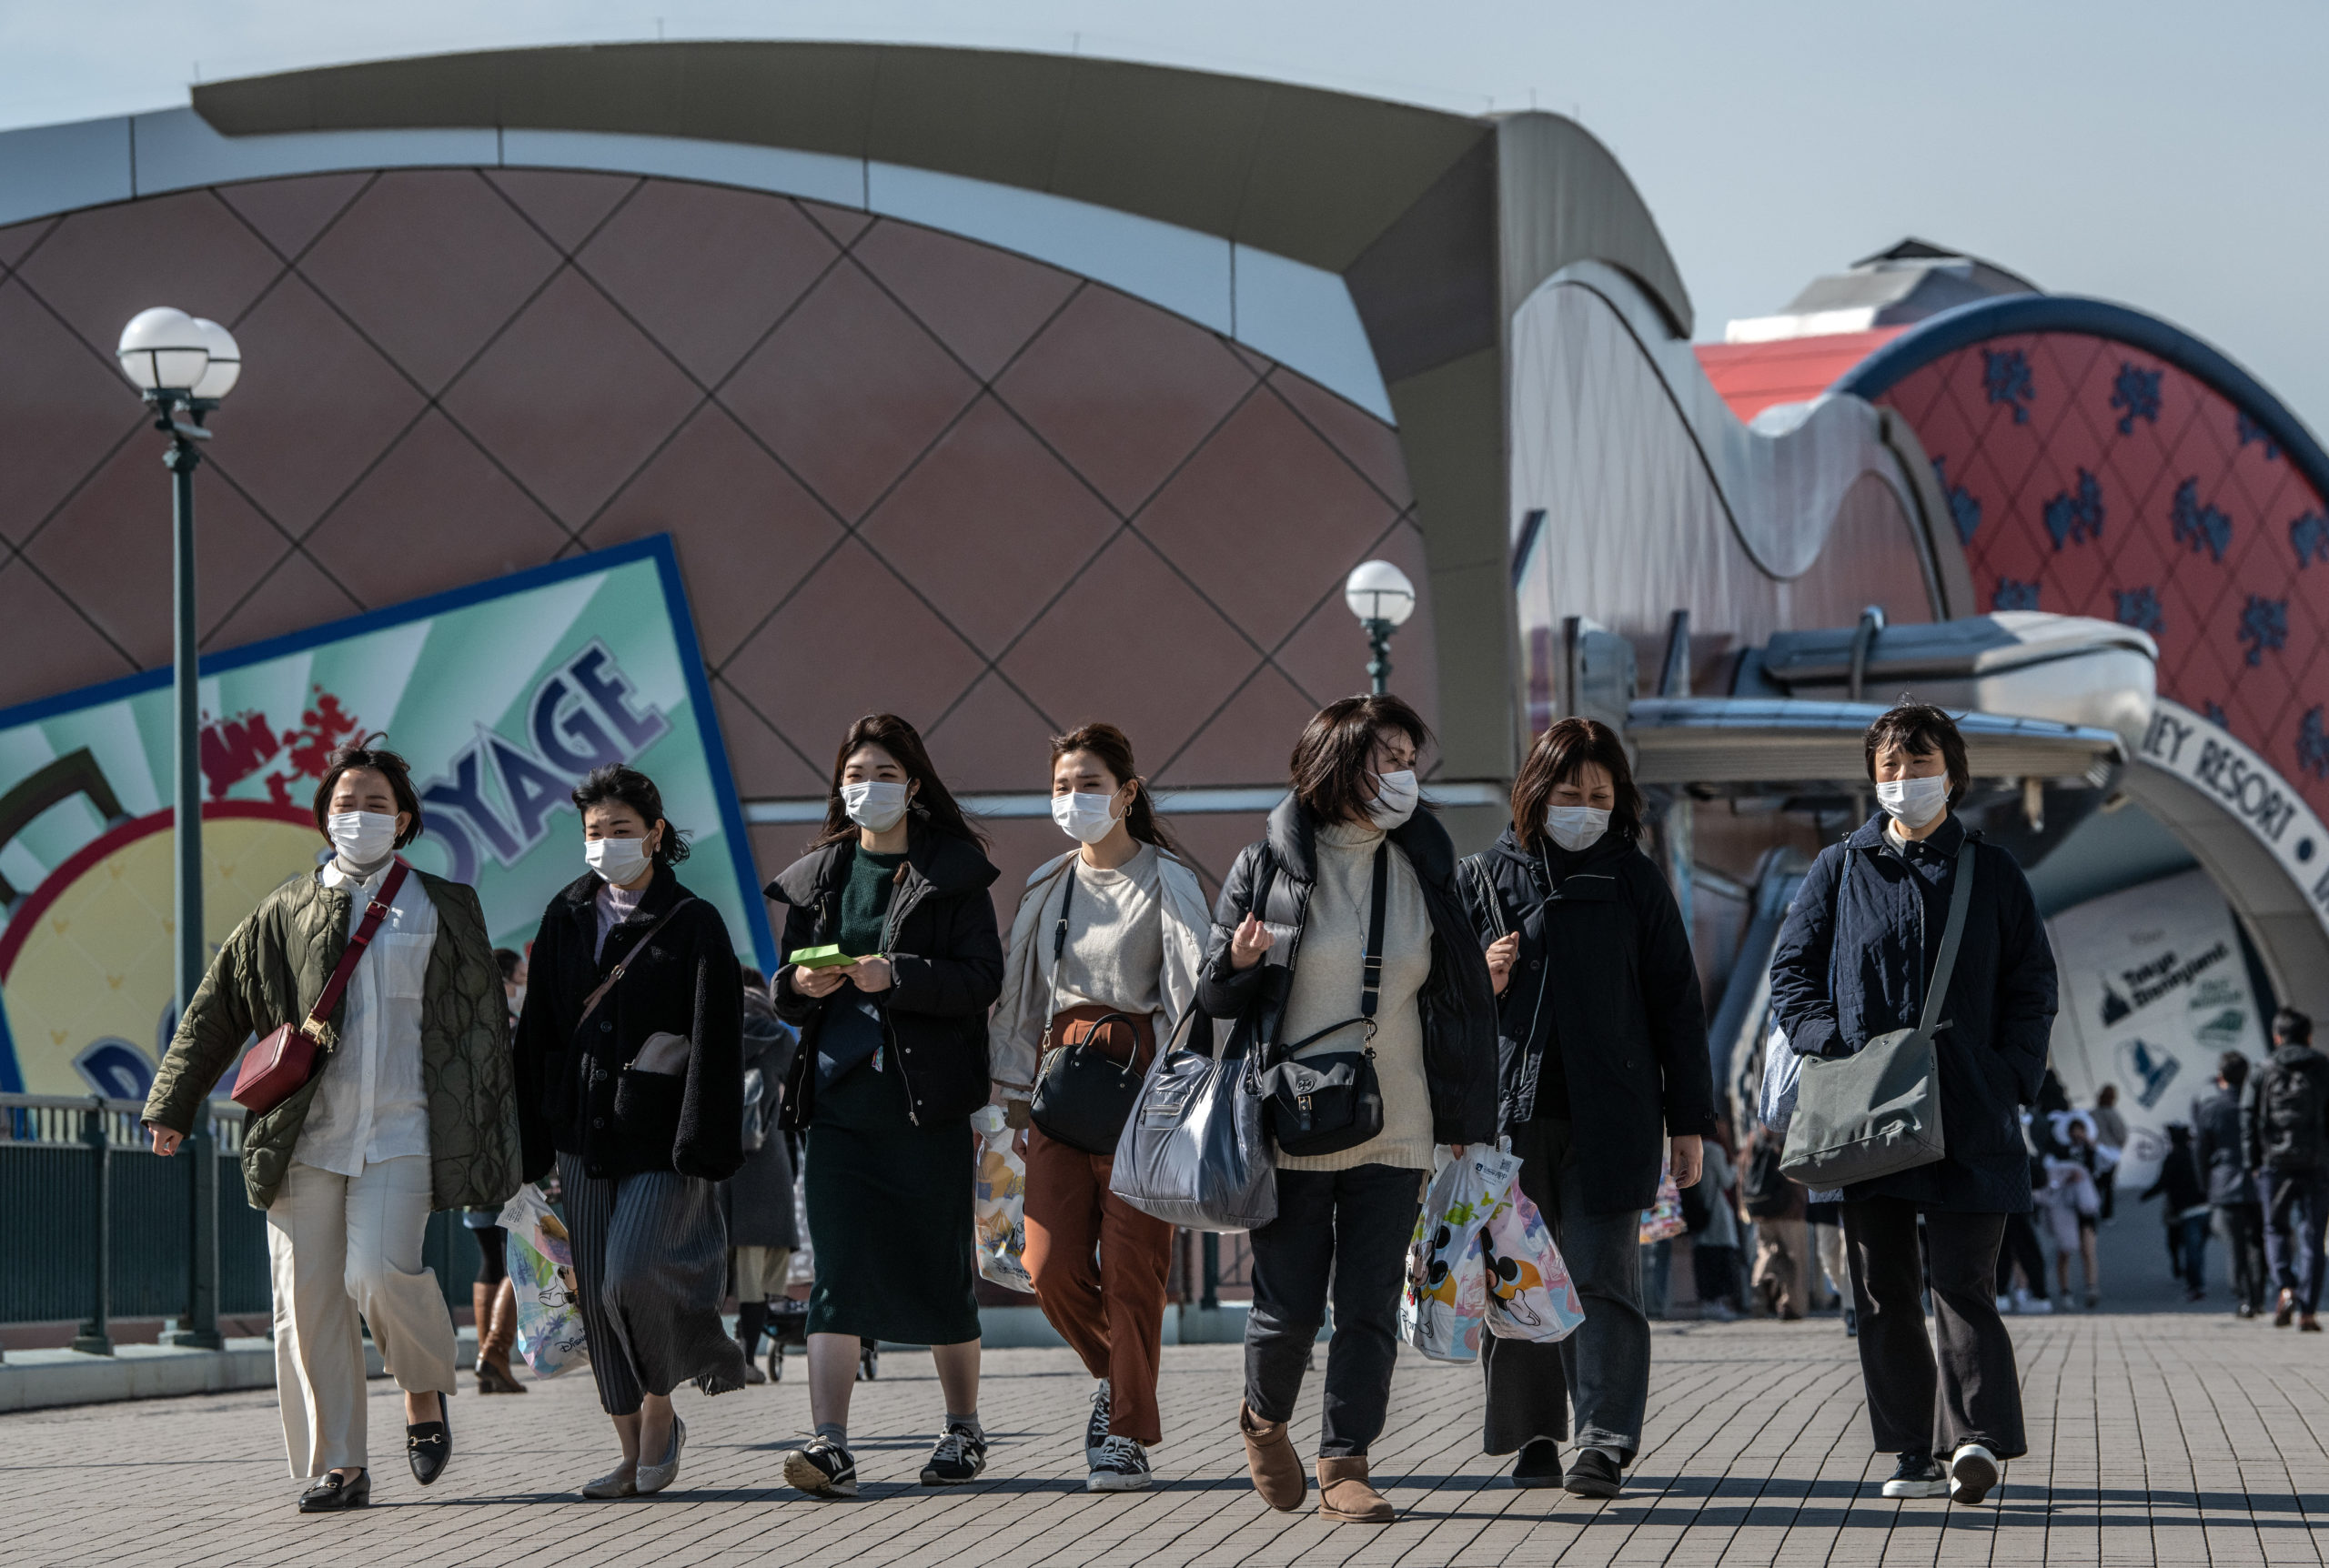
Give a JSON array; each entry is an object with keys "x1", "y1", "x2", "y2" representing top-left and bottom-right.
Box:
[{"x1": 143, "y1": 867, "x2": 522, "y2": 1213}]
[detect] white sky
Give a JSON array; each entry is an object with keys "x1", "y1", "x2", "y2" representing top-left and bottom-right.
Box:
[{"x1": 7, "y1": 1, "x2": 2324, "y2": 433}]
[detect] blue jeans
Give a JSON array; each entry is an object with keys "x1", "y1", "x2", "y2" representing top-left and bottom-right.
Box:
[
  {"x1": 1481, "y1": 1119, "x2": 1651, "y2": 1460},
  {"x1": 2264, "y1": 1169, "x2": 2329, "y2": 1313}
]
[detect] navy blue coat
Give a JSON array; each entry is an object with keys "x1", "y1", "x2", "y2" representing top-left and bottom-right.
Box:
[{"x1": 1767, "y1": 812, "x2": 2059, "y2": 1214}]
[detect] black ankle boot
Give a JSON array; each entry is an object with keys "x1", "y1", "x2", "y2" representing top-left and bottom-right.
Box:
[{"x1": 737, "y1": 1300, "x2": 769, "y2": 1361}]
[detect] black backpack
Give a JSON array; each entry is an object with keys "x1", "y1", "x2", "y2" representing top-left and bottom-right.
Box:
[
  {"x1": 1740, "y1": 1135, "x2": 1793, "y2": 1218},
  {"x1": 2259, "y1": 1052, "x2": 2329, "y2": 1171}
]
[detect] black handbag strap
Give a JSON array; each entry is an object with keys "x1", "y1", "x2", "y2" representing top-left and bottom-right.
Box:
[
  {"x1": 1915, "y1": 838, "x2": 1978, "y2": 1038},
  {"x1": 1053, "y1": 864, "x2": 1076, "y2": 960},
  {"x1": 576, "y1": 896, "x2": 696, "y2": 1036},
  {"x1": 1271, "y1": 843, "x2": 1389, "y2": 1057}
]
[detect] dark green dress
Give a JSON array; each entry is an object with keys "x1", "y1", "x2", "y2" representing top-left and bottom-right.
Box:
[{"x1": 803, "y1": 849, "x2": 982, "y2": 1345}]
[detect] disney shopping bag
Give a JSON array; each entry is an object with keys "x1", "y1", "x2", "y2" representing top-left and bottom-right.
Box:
[
  {"x1": 1399, "y1": 1146, "x2": 1524, "y2": 1362},
  {"x1": 1638, "y1": 1160, "x2": 1687, "y2": 1244},
  {"x1": 497, "y1": 1182, "x2": 590, "y2": 1378},
  {"x1": 1480, "y1": 1180, "x2": 1586, "y2": 1342},
  {"x1": 972, "y1": 1105, "x2": 1034, "y2": 1294}
]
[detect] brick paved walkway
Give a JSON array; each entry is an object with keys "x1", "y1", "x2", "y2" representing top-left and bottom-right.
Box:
[{"x1": 4, "y1": 1312, "x2": 2324, "y2": 1566}]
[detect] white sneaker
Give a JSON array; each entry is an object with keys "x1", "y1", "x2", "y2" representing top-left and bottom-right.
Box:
[
  {"x1": 1087, "y1": 1433, "x2": 1153, "y2": 1493},
  {"x1": 2022, "y1": 1296, "x2": 2052, "y2": 1315},
  {"x1": 1949, "y1": 1442, "x2": 2000, "y2": 1505},
  {"x1": 1994, "y1": 1294, "x2": 2015, "y2": 1313},
  {"x1": 1085, "y1": 1379, "x2": 1113, "y2": 1468}
]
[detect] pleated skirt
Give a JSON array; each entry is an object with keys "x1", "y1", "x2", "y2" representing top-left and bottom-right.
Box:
[{"x1": 558, "y1": 1153, "x2": 748, "y2": 1415}]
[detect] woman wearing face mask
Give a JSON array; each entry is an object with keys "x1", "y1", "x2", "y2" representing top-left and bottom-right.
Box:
[
  {"x1": 1456, "y1": 717, "x2": 1714, "y2": 1500},
  {"x1": 511, "y1": 764, "x2": 749, "y2": 1499},
  {"x1": 769, "y1": 714, "x2": 1003, "y2": 1500},
  {"x1": 1767, "y1": 704, "x2": 2058, "y2": 1506},
  {"x1": 1199, "y1": 694, "x2": 1497, "y2": 1525},
  {"x1": 141, "y1": 742, "x2": 518, "y2": 1513},
  {"x1": 989, "y1": 723, "x2": 1212, "y2": 1493}
]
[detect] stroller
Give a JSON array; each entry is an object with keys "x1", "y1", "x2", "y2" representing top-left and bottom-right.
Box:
[{"x1": 762, "y1": 1301, "x2": 877, "y2": 1382}]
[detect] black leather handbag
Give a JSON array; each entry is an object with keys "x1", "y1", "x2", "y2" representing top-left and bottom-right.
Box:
[
  {"x1": 1255, "y1": 843, "x2": 1388, "y2": 1159},
  {"x1": 1028, "y1": 870, "x2": 1155, "y2": 1155}
]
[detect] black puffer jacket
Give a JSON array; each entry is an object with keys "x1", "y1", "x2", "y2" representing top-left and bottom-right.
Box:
[
  {"x1": 1768, "y1": 812, "x2": 2059, "y2": 1214},
  {"x1": 2192, "y1": 1084, "x2": 2254, "y2": 1206},
  {"x1": 513, "y1": 866, "x2": 746, "y2": 1184},
  {"x1": 770, "y1": 826, "x2": 1003, "y2": 1131},
  {"x1": 1458, "y1": 826, "x2": 1717, "y2": 1215},
  {"x1": 1194, "y1": 797, "x2": 1498, "y2": 1147}
]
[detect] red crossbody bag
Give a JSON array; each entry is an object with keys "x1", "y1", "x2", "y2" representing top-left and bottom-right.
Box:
[{"x1": 230, "y1": 860, "x2": 412, "y2": 1116}]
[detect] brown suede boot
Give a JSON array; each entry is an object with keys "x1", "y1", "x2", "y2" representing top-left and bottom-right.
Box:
[
  {"x1": 1238, "y1": 1402, "x2": 1306, "y2": 1511},
  {"x1": 1317, "y1": 1456, "x2": 1395, "y2": 1523}
]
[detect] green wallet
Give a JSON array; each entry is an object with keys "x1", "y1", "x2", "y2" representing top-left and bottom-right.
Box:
[{"x1": 787, "y1": 944, "x2": 855, "y2": 969}]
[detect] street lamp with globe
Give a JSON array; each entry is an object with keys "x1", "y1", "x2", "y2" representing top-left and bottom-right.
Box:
[
  {"x1": 115, "y1": 306, "x2": 241, "y2": 1353},
  {"x1": 1343, "y1": 559, "x2": 1415, "y2": 697}
]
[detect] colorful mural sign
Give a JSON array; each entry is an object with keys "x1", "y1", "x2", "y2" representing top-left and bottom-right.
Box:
[
  {"x1": 0, "y1": 537, "x2": 771, "y2": 1098},
  {"x1": 2044, "y1": 867, "x2": 2265, "y2": 1189}
]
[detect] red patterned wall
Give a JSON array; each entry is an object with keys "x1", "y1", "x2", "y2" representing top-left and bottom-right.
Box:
[
  {"x1": 0, "y1": 169, "x2": 1427, "y2": 895},
  {"x1": 1878, "y1": 332, "x2": 2329, "y2": 819}
]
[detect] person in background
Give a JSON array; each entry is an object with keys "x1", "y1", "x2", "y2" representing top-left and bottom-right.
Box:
[
  {"x1": 142, "y1": 742, "x2": 519, "y2": 1512},
  {"x1": 1206, "y1": 694, "x2": 1497, "y2": 1525},
  {"x1": 1805, "y1": 1198, "x2": 1848, "y2": 1318},
  {"x1": 989, "y1": 723, "x2": 1211, "y2": 1493},
  {"x1": 464, "y1": 948, "x2": 533, "y2": 1395},
  {"x1": 2138, "y1": 1123, "x2": 2210, "y2": 1302},
  {"x1": 1767, "y1": 704, "x2": 2057, "y2": 1507},
  {"x1": 2042, "y1": 1118, "x2": 2106, "y2": 1307},
  {"x1": 770, "y1": 714, "x2": 1003, "y2": 1498},
  {"x1": 512, "y1": 765, "x2": 750, "y2": 1499},
  {"x1": 2194, "y1": 1051, "x2": 2266, "y2": 1318},
  {"x1": 1995, "y1": 1196, "x2": 2052, "y2": 1316},
  {"x1": 2246, "y1": 1007, "x2": 2329, "y2": 1330},
  {"x1": 1741, "y1": 1120, "x2": 1809, "y2": 1321},
  {"x1": 2090, "y1": 1084, "x2": 2128, "y2": 1221},
  {"x1": 1692, "y1": 1123, "x2": 1742, "y2": 1322},
  {"x1": 725, "y1": 967, "x2": 800, "y2": 1383},
  {"x1": 1458, "y1": 716, "x2": 1712, "y2": 1502}
]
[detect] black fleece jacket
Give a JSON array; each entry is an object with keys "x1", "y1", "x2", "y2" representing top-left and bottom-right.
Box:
[{"x1": 513, "y1": 866, "x2": 746, "y2": 1183}]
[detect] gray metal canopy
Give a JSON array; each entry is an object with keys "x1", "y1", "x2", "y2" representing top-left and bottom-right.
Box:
[{"x1": 1627, "y1": 698, "x2": 2124, "y2": 789}]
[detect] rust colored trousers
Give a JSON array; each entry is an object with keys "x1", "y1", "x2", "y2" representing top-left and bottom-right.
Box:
[{"x1": 1023, "y1": 1127, "x2": 1175, "y2": 1444}]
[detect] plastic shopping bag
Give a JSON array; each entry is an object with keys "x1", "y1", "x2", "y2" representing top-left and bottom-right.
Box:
[
  {"x1": 1638, "y1": 1161, "x2": 1686, "y2": 1245},
  {"x1": 1480, "y1": 1180, "x2": 1586, "y2": 1343},
  {"x1": 972, "y1": 1105, "x2": 1034, "y2": 1294},
  {"x1": 497, "y1": 1182, "x2": 590, "y2": 1378},
  {"x1": 1399, "y1": 1146, "x2": 1524, "y2": 1362}
]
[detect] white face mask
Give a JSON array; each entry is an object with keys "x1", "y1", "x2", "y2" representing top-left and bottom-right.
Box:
[
  {"x1": 507, "y1": 985, "x2": 527, "y2": 1015},
  {"x1": 327, "y1": 810, "x2": 398, "y2": 866},
  {"x1": 585, "y1": 835, "x2": 652, "y2": 885},
  {"x1": 1544, "y1": 805, "x2": 1610, "y2": 852},
  {"x1": 1366, "y1": 769, "x2": 1419, "y2": 829},
  {"x1": 842, "y1": 779, "x2": 911, "y2": 833},
  {"x1": 1051, "y1": 791, "x2": 1120, "y2": 845},
  {"x1": 1874, "y1": 773, "x2": 1951, "y2": 830}
]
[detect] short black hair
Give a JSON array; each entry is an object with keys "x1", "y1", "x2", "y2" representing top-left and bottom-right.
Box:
[
  {"x1": 2219, "y1": 1050, "x2": 2251, "y2": 1089},
  {"x1": 313, "y1": 739, "x2": 425, "y2": 849},
  {"x1": 571, "y1": 765, "x2": 691, "y2": 867},
  {"x1": 1863, "y1": 702, "x2": 1971, "y2": 809},
  {"x1": 2274, "y1": 1007, "x2": 2313, "y2": 1045},
  {"x1": 493, "y1": 948, "x2": 524, "y2": 982}
]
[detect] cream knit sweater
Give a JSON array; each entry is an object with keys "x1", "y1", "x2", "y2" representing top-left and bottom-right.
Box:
[{"x1": 1275, "y1": 820, "x2": 1436, "y2": 1172}]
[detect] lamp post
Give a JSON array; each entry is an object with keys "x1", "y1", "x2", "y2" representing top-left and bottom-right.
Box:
[
  {"x1": 116, "y1": 307, "x2": 240, "y2": 1352},
  {"x1": 1343, "y1": 560, "x2": 1416, "y2": 697}
]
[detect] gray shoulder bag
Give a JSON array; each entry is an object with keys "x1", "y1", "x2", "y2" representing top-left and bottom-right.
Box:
[{"x1": 1779, "y1": 836, "x2": 1974, "y2": 1188}]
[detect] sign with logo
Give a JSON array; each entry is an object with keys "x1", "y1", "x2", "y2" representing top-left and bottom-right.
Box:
[
  {"x1": 2137, "y1": 698, "x2": 2329, "y2": 937},
  {"x1": 0, "y1": 537, "x2": 771, "y2": 1098},
  {"x1": 2044, "y1": 867, "x2": 2264, "y2": 1189}
]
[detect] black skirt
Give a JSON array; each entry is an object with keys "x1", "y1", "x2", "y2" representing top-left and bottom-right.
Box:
[{"x1": 803, "y1": 1052, "x2": 980, "y2": 1345}]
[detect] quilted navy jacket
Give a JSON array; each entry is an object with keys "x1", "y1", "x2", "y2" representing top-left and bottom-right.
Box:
[{"x1": 1767, "y1": 811, "x2": 2059, "y2": 1214}]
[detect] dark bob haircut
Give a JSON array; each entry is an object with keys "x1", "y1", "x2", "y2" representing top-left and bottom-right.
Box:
[
  {"x1": 812, "y1": 713, "x2": 986, "y2": 850},
  {"x1": 1863, "y1": 702, "x2": 1971, "y2": 809},
  {"x1": 312, "y1": 739, "x2": 425, "y2": 849},
  {"x1": 1511, "y1": 718, "x2": 1647, "y2": 849},
  {"x1": 1288, "y1": 694, "x2": 1431, "y2": 827},
  {"x1": 571, "y1": 764, "x2": 691, "y2": 867}
]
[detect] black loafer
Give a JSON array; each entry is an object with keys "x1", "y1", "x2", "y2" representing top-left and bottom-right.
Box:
[
  {"x1": 407, "y1": 1400, "x2": 452, "y2": 1486},
  {"x1": 297, "y1": 1469, "x2": 371, "y2": 1513},
  {"x1": 1511, "y1": 1439, "x2": 1564, "y2": 1488},
  {"x1": 1562, "y1": 1448, "x2": 1623, "y2": 1499}
]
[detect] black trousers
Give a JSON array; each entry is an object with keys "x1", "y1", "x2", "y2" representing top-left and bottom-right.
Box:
[
  {"x1": 1993, "y1": 1211, "x2": 2046, "y2": 1300},
  {"x1": 1842, "y1": 1198, "x2": 2025, "y2": 1460},
  {"x1": 2218, "y1": 1201, "x2": 2267, "y2": 1312},
  {"x1": 1245, "y1": 1163, "x2": 1422, "y2": 1458}
]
